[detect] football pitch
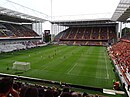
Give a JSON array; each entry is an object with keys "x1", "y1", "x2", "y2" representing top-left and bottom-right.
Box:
[{"x1": 0, "y1": 45, "x2": 116, "y2": 89}]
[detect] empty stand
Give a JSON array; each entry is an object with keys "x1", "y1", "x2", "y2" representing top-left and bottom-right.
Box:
[
  {"x1": 55, "y1": 26, "x2": 116, "y2": 46},
  {"x1": 0, "y1": 23, "x2": 39, "y2": 38}
]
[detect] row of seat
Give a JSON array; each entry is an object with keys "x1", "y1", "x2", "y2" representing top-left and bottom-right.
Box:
[
  {"x1": 0, "y1": 23, "x2": 39, "y2": 37},
  {"x1": 0, "y1": 41, "x2": 46, "y2": 53},
  {"x1": 0, "y1": 44, "x2": 26, "y2": 52},
  {"x1": 54, "y1": 27, "x2": 116, "y2": 46},
  {"x1": 59, "y1": 41, "x2": 107, "y2": 46},
  {"x1": 109, "y1": 40, "x2": 130, "y2": 85}
]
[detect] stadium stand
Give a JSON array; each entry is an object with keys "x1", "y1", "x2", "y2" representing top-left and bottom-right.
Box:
[
  {"x1": 108, "y1": 39, "x2": 130, "y2": 94},
  {"x1": 0, "y1": 22, "x2": 46, "y2": 53},
  {"x1": 54, "y1": 26, "x2": 116, "y2": 46},
  {"x1": 0, "y1": 76, "x2": 106, "y2": 97},
  {"x1": 0, "y1": 24, "x2": 13, "y2": 37},
  {"x1": 0, "y1": 43, "x2": 26, "y2": 52},
  {"x1": 0, "y1": 41, "x2": 46, "y2": 53},
  {"x1": 0, "y1": 23, "x2": 39, "y2": 37}
]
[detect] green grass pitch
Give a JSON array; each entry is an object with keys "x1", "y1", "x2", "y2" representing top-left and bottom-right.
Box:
[{"x1": 0, "y1": 45, "x2": 116, "y2": 89}]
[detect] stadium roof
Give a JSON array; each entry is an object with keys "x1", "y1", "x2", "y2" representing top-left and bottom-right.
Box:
[
  {"x1": 111, "y1": 0, "x2": 130, "y2": 22},
  {"x1": 0, "y1": 6, "x2": 47, "y2": 23},
  {"x1": 51, "y1": 18, "x2": 117, "y2": 27}
]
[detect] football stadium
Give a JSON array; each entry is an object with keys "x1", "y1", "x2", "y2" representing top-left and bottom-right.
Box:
[{"x1": 0, "y1": 0, "x2": 130, "y2": 97}]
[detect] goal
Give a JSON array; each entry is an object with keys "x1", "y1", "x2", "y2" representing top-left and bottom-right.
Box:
[{"x1": 12, "y1": 61, "x2": 31, "y2": 71}]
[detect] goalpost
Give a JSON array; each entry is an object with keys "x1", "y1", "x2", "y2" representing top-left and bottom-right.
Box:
[{"x1": 12, "y1": 61, "x2": 31, "y2": 71}]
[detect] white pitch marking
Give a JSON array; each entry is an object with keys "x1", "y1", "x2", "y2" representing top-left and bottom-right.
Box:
[{"x1": 67, "y1": 63, "x2": 78, "y2": 74}]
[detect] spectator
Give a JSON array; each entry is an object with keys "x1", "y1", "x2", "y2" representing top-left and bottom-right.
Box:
[
  {"x1": 44, "y1": 90, "x2": 54, "y2": 97},
  {"x1": 38, "y1": 87, "x2": 45, "y2": 97},
  {"x1": 13, "y1": 83, "x2": 19, "y2": 92},
  {"x1": 60, "y1": 92, "x2": 71, "y2": 97},
  {"x1": 20, "y1": 86, "x2": 28, "y2": 97},
  {"x1": 62, "y1": 87, "x2": 69, "y2": 92},
  {"x1": 0, "y1": 77, "x2": 19, "y2": 97},
  {"x1": 71, "y1": 92, "x2": 79, "y2": 97},
  {"x1": 82, "y1": 92, "x2": 89, "y2": 97},
  {"x1": 24, "y1": 87, "x2": 39, "y2": 97}
]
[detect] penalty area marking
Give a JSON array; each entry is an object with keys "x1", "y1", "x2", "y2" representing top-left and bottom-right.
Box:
[
  {"x1": 67, "y1": 63, "x2": 78, "y2": 74},
  {"x1": 66, "y1": 47, "x2": 91, "y2": 75}
]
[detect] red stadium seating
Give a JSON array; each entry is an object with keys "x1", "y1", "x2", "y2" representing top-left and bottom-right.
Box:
[
  {"x1": 54, "y1": 26, "x2": 116, "y2": 46},
  {"x1": 109, "y1": 39, "x2": 130, "y2": 86},
  {"x1": 0, "y1": 23, "x2": 39, "y2": 37}
]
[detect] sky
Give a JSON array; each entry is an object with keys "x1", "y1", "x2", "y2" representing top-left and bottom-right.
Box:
[{"x1": 0, "y1": 0, "x2": 121, "y2": 20}]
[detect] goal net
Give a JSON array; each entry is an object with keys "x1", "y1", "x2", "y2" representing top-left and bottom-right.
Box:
[{"x1": 12, "y1": 61, "x2": 31, "y2": 71}]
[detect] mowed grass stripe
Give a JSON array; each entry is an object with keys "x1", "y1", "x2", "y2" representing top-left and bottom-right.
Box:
[
  {"x1": 66, "y1": 46, "x2": 94, "y2": 75},
  {"x1": 65, "y1": 46, "x2": 111, "y2": 87},
  {"x1": 0, "y1": 45, "x2": 116, "y2": 89},
  {"x1": 94, "y1": 47, "x2": 109, "y2": 88},
  {"x1": 41, "y1": 46, "x2": 80, "y2": 72},
  {"x1": 25, "y1": 46, "x2": 90, "y2": 83}
]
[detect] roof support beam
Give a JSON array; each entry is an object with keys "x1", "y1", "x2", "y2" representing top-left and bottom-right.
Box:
[
  {"x1": 111, "y1": 0, "x2": 130, "y2": 22},
  {"x1": 0, "y1": 6, "x2": 47, "y2": 23}
]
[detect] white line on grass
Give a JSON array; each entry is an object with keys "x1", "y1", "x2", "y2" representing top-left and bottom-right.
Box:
[
  {"x1": 42, "y1": 66, "x2": 48, "y2": 70},
  {"x1": 66, "y1": 47, "x2": 91, "y2": 75},
  {"x1": 67, "y1": 63, "x2": 78, "y2": 74},
  {"x1": 67, "y1": 73, "x2": 103, "y2": 79},
  {"x1": 104, "y1": 52, "x2": 109, "y2": 79}
]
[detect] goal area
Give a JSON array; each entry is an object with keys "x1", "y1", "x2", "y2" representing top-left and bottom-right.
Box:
[{"x1": 12, "y1": 61, "x2": 31, "y2": 71}]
